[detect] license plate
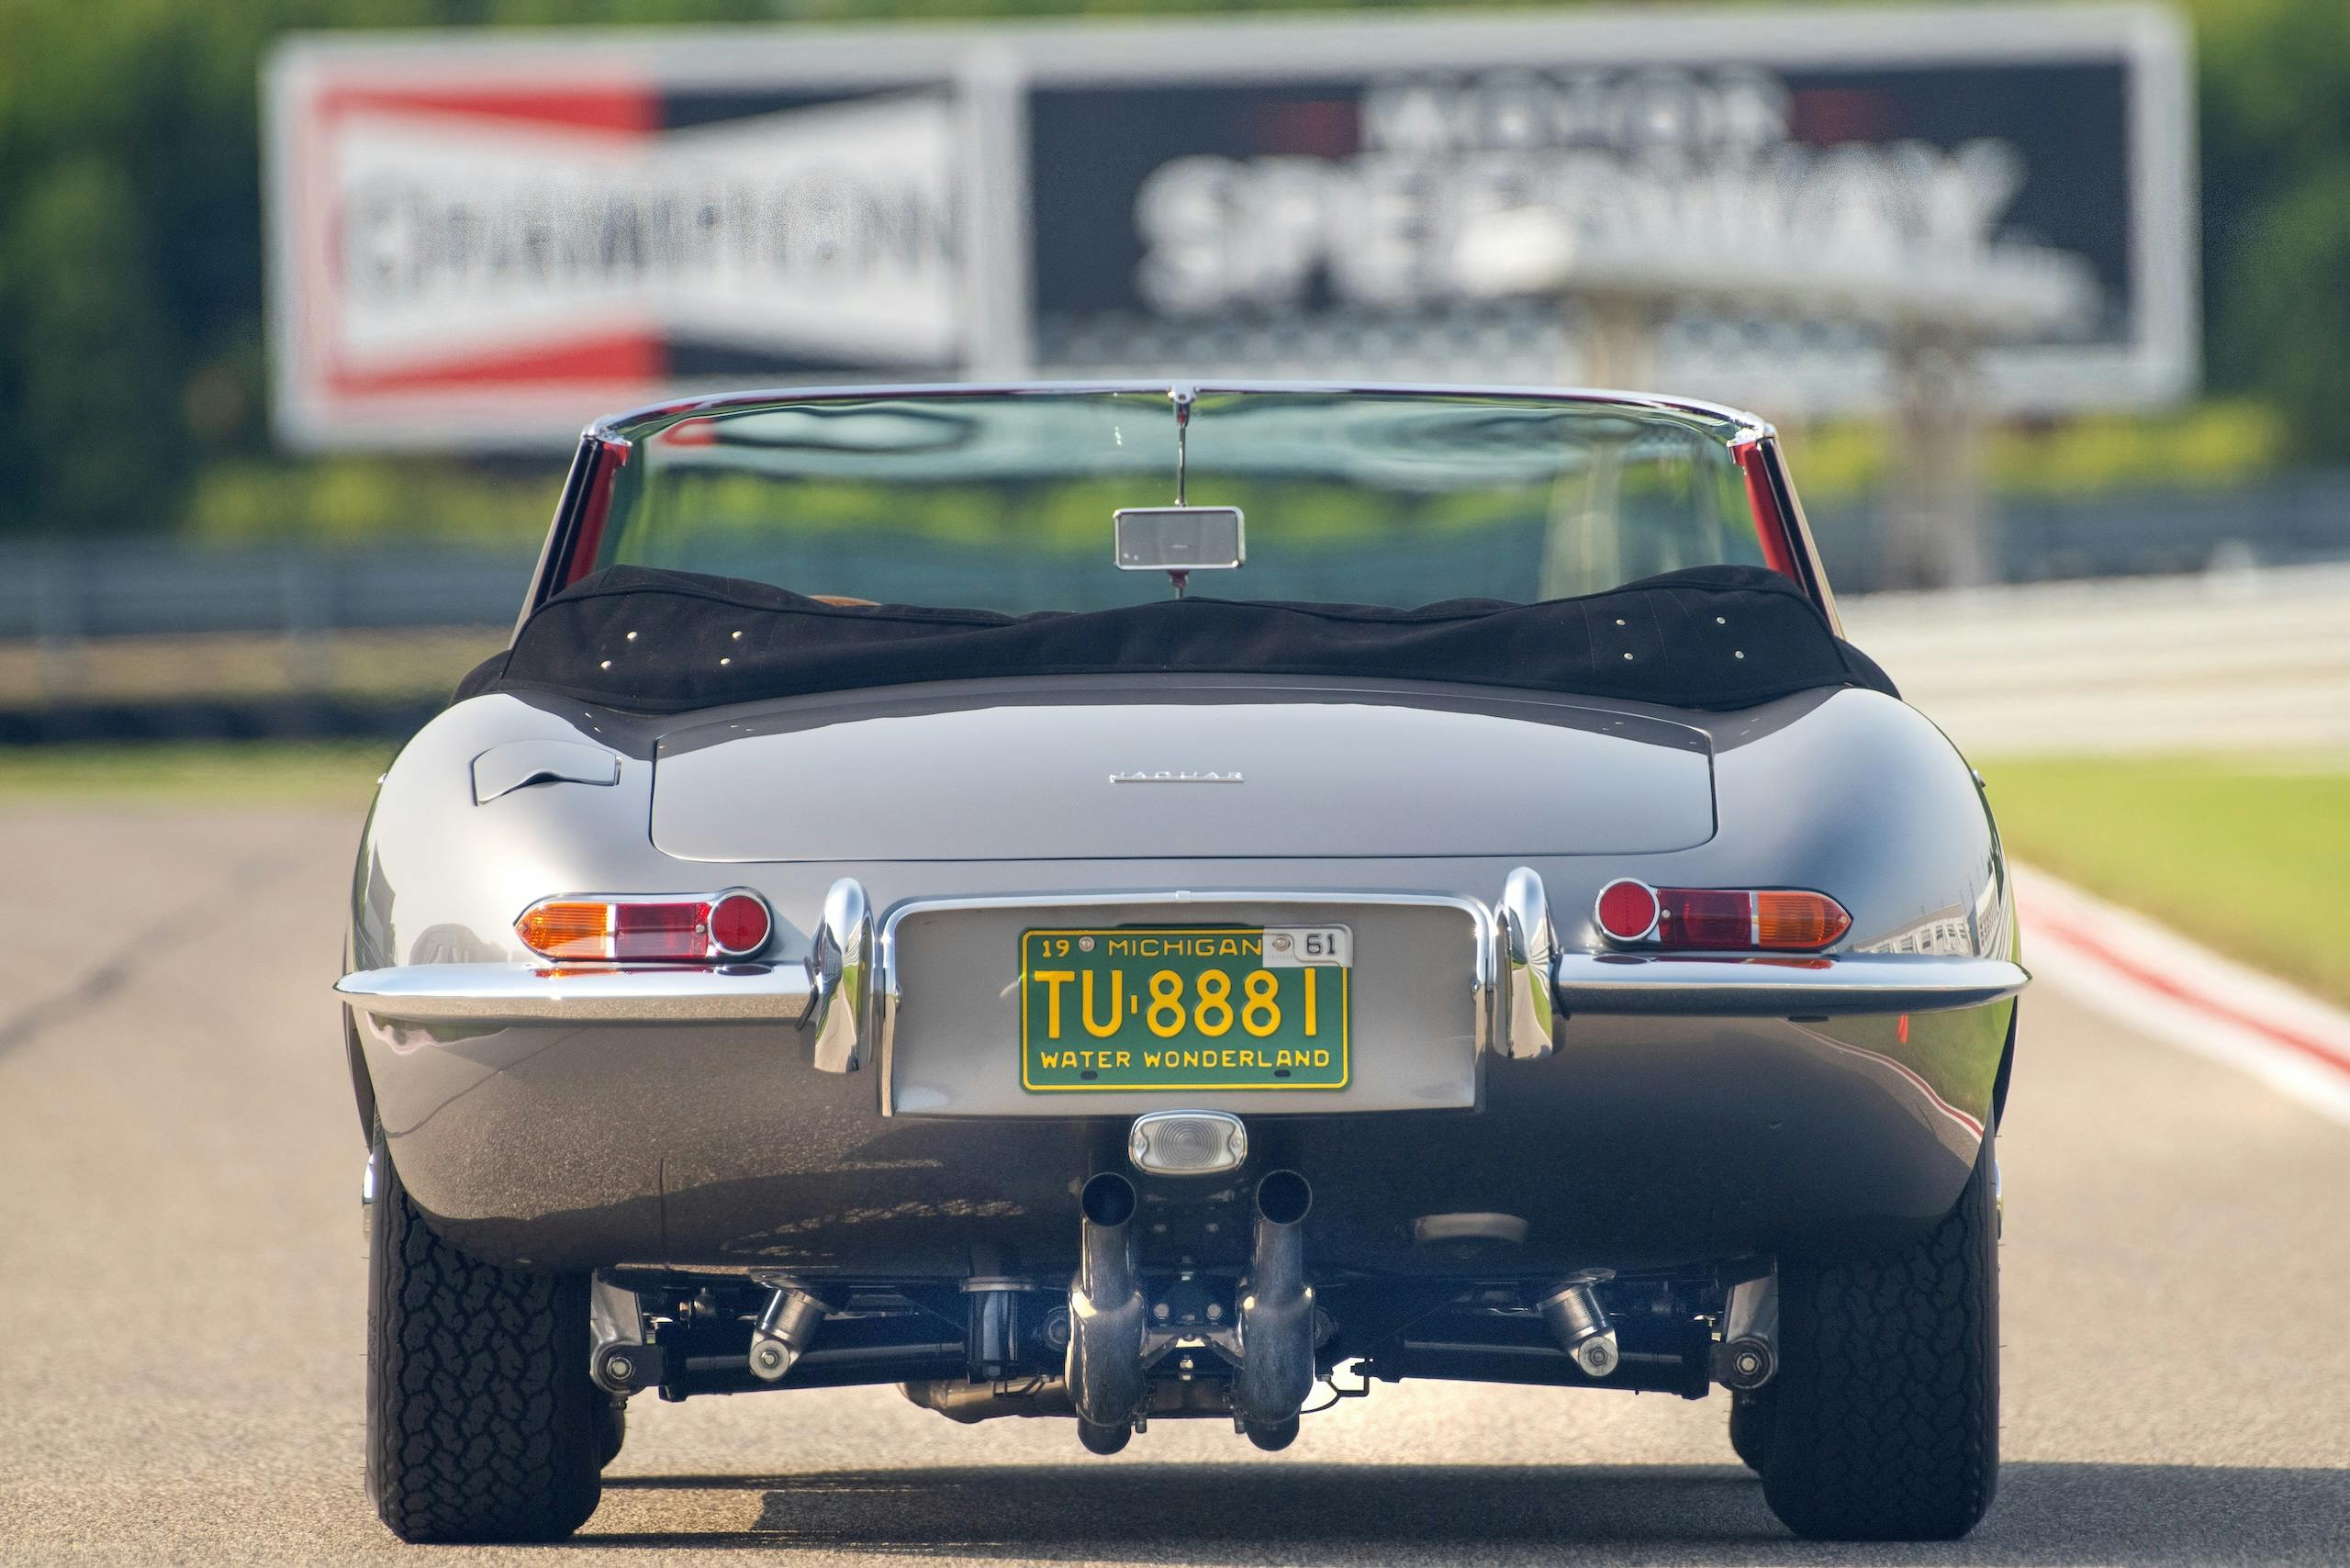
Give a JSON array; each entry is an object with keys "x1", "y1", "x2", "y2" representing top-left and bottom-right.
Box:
[{"x1": 1019, "y1": 926, "x2": 1350, "y2": 1092}]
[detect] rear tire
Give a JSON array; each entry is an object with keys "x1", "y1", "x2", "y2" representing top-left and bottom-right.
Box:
[
  {"x1": 1761, "y1": 1124, "x2": 1999, "y2": 1540},
  {"x1": 598, "y1": 1400, "x2": 627, "y2": 1469},
  {"x1": 1728, "y1": 1389, "x2": 1772, "y2": 1473},
  {"x1": 365, "y1": 1125, "x2": 603, "y2": 1543}
]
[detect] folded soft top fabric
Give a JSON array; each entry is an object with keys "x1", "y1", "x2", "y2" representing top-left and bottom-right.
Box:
[{"x1": 457, "y1": 563, "x2": 1896, "y2": 714}]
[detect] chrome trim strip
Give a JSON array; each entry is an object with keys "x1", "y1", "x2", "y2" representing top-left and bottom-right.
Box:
[
  {"x1": 335, "y1": 962, "x2": 814, "y2": 1024},
  {"x1": 873, "y1": 889, "x2": 1494, "y2": 1116},
  {"x1": 1497, "y1": 868, "x2": 1557, "y2": 1061},
  {"x1": 1550, "y1": 953, "x2": 2028, "y2": 1017},
  {"x1": 805, "y1": 878, "x2": 873, "y2": 1074}
]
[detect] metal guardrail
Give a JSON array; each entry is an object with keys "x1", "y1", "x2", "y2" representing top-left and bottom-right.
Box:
[
  {"x1": 1, "y1": 475, "x2": 2345, "y2": 745},
  {"x1": 2, "y1": 471, "x2": 2346, "y2": 643},
  {"x1": 0, "y1": 543, "x2": 537, "y2": 640},
  {"x1": 1807, "y1": 468, "x2": 2350, "y2": 589}
]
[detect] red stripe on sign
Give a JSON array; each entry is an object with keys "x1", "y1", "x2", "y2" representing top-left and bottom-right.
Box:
[
  {"x1": 324, "y1": 331, "x2": 666, "y2": 397},
  {"x1": 316, "y1": 84, "x2": 657, "y2": 136},
  {"x1": 2031, "y1": 911, "x2": 2350, "y2": 1079}
]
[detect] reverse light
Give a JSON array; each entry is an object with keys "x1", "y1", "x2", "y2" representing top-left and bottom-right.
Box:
[
  {"x1": 1594, "y1": 879, "x2": 1850, "y2": 952},
  {"x1": 515, "y1": 890, "x2": 772, "y2": 963}
]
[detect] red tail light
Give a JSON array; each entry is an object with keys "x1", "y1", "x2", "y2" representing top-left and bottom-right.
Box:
[
  {"x1": 1594, "y1": 879, "x2": 1850, "y2": 952},
  {"x1": 516, "y1": 890, "x2": 772, "y2": 962}
]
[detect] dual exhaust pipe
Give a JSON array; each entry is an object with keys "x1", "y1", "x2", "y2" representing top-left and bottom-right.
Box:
[{"x1": 1067, "y1": 1166, "x2": 1316, "y2": 1449}]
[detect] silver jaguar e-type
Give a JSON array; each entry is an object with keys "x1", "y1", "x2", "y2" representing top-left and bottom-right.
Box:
[{"x1": 338, "y1": 384, "x2": 2025, "y2": 1544}]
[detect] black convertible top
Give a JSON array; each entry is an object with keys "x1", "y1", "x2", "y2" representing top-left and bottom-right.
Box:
[{"x1": 457, "y1": 564, "x2": 1895, "y2": 714}]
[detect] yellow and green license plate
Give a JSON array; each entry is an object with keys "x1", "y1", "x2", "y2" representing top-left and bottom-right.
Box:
[{"x1": 1020, "y1": 926, "x2": 1350, "y2": 1092}]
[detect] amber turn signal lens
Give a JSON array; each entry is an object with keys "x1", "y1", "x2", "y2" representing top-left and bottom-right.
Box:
[
  {"x1": 515, "y1": 900, "x2": 613, "y2": 960},
  {"x1": 1754, "y1": 890, "x2": 1852, "y2": 950}
]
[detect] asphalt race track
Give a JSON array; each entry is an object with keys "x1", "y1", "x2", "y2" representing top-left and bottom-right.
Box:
[{"x1": 3, "y1": 809, "x2": 2347, "y2": 1565}]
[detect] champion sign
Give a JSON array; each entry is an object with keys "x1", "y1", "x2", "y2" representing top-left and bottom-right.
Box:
[{"x1": 269, "y1": 64, "x2": 964, "y2": 446}]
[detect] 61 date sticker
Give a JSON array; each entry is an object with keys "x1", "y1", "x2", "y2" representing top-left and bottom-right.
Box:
[{"x1": 1260, "y1": 926, "x2": 1351, "y2": 968}]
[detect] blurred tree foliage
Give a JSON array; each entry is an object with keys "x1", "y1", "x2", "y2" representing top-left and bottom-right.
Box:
[
  {"x1": 0, "y1": 0, "x2": 2344, "y2": 541},
  {"x1": 2187, "y1": 0, "x2": 2350, "y2": 463}
]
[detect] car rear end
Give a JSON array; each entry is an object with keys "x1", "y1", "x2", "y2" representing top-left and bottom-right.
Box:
[{"x1": 341, "y1": 385, "x2": 2021, "y2": 1544}]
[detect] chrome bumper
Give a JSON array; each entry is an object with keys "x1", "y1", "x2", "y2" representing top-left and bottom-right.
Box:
[
  {"x1": 335, "y1": 869, "x2": 2022, "y2": 1041},
  {"x1": 335, "y1": 961, "x2": 814, "y2": 1024},
  {"x1": 1549, "y1": 952, "x2": 2027, "y2": 1017}
]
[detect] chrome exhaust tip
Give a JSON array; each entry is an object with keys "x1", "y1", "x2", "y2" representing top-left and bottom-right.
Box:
[
  {"x1": 1254, "y1": 1168, "x2": 1313, "y2": 1228},
  {"x1": 1068, "y1": 1171, "x2": 1148, "y2": 1437},
  {"x1": 1233, "y1": 1170, "x2": 1317, "y2": 1439}
]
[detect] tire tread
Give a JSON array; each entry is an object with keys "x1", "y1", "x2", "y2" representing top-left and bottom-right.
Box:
[
  {"x1": 1761, "y1": 1131, "x2": 1999, "y2": 1540},
  {"x1": 366, "y1": 1134, "x2": 601, "y2": 1543}
]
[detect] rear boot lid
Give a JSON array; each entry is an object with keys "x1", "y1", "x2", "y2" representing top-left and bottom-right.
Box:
[{"x1": 650, "y1": 679, "x2": 1715, "y2": 862}]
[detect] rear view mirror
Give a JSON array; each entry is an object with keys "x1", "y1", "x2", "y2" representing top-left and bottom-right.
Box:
[{"x1": 1113, "y1": 506, "x2": 1246, "y2": 573}]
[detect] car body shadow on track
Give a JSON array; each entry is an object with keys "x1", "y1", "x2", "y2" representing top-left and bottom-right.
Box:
[{"x1": 582, "y1": 1461, "x2": 2350, "y2": 1563}]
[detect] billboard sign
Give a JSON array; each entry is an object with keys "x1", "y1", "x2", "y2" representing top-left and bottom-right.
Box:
[{"x1": 267, "y1": 7, "x2": 2195, "y2": 449}]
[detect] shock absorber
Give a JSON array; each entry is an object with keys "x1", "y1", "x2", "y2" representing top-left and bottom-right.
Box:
[
  {"x1": 1539, "y1": 1273, "x2": 1619, "y2": 1378},
  {"x1": 747, "y1": 1277, "x2": 828, "y2": 1382}
]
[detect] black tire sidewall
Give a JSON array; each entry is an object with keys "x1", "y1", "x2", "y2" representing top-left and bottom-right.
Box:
[
  {"x1": 364, "y1": 1123, "x2": 603, "y2": 1542},
  {"x1": 1761, "y1": 1122, "x2": 2000, "y2": 1540}
]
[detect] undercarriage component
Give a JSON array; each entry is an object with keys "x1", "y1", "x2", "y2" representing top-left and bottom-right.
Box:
[
  {"x1": 1245, "y1": 1416, "x2": 1301, "y2": 1451},
  {"x1": 747, "y1": 1279, "x2": 829, "y2": 1382},
  {"x1": 1714, "y1": 1267, "x2": 1779, "y2": 1391},
  {"x1": 1231, "y1": 1170, "x2": 1318, "y2": 1436},
  {"x1": 589, "y1": 1275, "x2": 655, "y2": 1394},
  {"x1": 904, "y1": 1372, "x2": 1240, "y2": 1426},
  {"x1": 963, "y1": 1279, "x2": 1035, "y2": 1382},
  {"x1": 902, "y1": 1375, "x2": 1075, "y2": 1423},
  {"x1": 1077, "y1": 1418, "x2": 1131, "y2": 1454},
  {"x1": 1067, "y1": 1172, "x2": 1149, "y2": 1429},
  {"x1": 1538, "y1": 1274, "x2": 1620, "y2": 1378}
]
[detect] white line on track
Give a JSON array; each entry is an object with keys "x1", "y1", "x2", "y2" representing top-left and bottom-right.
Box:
[{"x1": 2017, "y1": 864, "x2": 2350, "y2": 1128}]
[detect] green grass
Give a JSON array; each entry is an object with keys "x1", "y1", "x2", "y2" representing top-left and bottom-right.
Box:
[
  {"x1": 1983, "y1": 752, "x2": 2350, "y2": 1006},
  {"x1": 0, "y1": 742, "x2": 393, "y2": 807}
]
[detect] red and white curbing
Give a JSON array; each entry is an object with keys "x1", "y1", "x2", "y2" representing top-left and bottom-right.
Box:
[{"x1": 2016, "y1": 866, "x2": 2350, "y2": 1128}]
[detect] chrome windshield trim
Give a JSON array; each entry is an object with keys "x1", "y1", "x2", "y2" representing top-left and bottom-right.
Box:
[
  {"x1": 336, "y1": 962, "x2": 813, "y2": 1025},
  {"x1": 1550, "y1": 953, "x2": 2028, "y2": 1017},
  {"x1": 589, "y1": 379, "x2": 1769, "y2": 444},
  {"x1": 873, "y1": 890, "x2": 1494, "y2": 1116}
]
